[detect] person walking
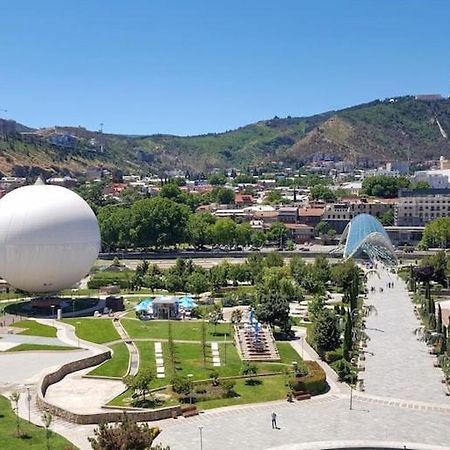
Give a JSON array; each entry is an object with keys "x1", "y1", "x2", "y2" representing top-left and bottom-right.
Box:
[{"x1": 271, "y1": 411, "x2": 278, "y2": 429}]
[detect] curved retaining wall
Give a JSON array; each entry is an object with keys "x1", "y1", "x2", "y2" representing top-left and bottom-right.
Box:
[{"x1": 36, "y1": 350, "x2": 181, "y2": 424}]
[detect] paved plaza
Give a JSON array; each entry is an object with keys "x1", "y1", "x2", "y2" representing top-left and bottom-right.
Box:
[
  {"x1": 4, "y1": 267, "x2": 450, "y2": 449},
  {"x1": 363, "y1": 268, "x2": 447, "y2": 403}
]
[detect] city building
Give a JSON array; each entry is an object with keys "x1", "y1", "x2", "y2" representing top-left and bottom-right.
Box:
[
  {"x1": 395, "y1": 188, "x2": 450, "y2": 226},
  {"x1": 277, "y1": 207, "x2": 298, "y2": 224},
  {"x1": 323, "y1": 199, "x2": 394, "y2": 233},
  {"x1": 298, "y1": 205, "x2": 325, "y2": 227},
  {"x1": 285, "y1": 223, "x2": 315, "y2": 243},
  {"x1": 412, "y1": 170, "x2": 450, "y2": 189}
]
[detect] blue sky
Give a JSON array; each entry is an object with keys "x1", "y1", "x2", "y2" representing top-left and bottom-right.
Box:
[{"x1": 1, "y1": 0, "x2": 449, "y2": 135}]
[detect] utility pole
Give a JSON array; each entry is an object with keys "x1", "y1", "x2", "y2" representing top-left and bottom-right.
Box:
[{"x1": 99, "y1": 122, "x2": 104, "y2": 153}]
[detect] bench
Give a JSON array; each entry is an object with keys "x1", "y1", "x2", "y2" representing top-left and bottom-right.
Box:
[
  {"x1": 182, "y1": 407, "x2": 199, "y2": 418},
  {"x1": 292, "y1": 390, "x2": 311, "y2": 401}
]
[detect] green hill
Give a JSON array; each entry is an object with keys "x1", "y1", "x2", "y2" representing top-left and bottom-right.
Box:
[{"x1": 1, "y1": 95, "x2": 449, "y2": 176}]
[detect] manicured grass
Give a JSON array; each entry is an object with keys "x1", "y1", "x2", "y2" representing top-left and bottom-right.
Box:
[
  {"x1": 0, "y1": 395, "x2": 77, "y2": 449},
  {"x1": 121, "y1": 319, "x2": 234, "y2": 341},
  {"x1": 11, "y1": 320, "x2": 57, "y2": 337},
  {"x1": 88, "y1": 342, "x2": 129, "y2": 377},
  {"x1": 63, "y1": 318, "x2": 119, "y2": 344},
  {"x1": 277, "y1": 342, "x2": 303, "y2": 366},
  {"x1": 198, "y1": 374, "x2": 289, "y2": 409},
  {"x1": 111, "y1": 341, "x2": 304, "y2": 408},
  {"x1": 5, "y1": 344, "x2": 77, "y2": 352},
  {"x1": 135, "y1": 341, "x2": 301, "y2": 386}
]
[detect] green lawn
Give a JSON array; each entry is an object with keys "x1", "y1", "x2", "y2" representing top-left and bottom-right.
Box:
[
  {"x1": 199, "y1": 374, "x2": 289, "y2": 409},
  {"x1": 11, "y1": 320, "x2": 57, "y2": 337},
  {"x1": 5, "y1": 344, "x2": 77, "y2": 352},
  {"x1": 132, "y1": 341, "x2": 302, "y2": 388},
  {"x1": 63, "y1": 318, "x2": 119, "y2": 344},
  {"x1": 121, "y1": 319, "x2": 234, "y2": 341},
  {"x1": 88, "y1": 342, "x2": 129, "y2": 377},
  {"x1": 0, "y1": 395, "x2": 77, "y2": 449}
]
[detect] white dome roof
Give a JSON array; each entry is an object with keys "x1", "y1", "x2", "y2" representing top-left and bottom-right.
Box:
[{"x1": 0, "y1": 184, "x2": 100, "y2": 293}]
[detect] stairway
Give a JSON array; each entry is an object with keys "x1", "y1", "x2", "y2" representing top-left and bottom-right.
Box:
[{"x1": 234, "y1": 324, "x2": 280, "y2": 362}]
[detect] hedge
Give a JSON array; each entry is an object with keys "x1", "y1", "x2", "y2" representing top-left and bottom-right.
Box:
[
  {"x1": 324, "y1": 348, "x2": 343, "y2": 363},
  {"x1": 290, "y1": 361, "x2": 327, "y2": 395}
]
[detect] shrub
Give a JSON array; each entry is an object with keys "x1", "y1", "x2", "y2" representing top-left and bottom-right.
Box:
[
  {"x1": 324, "y1": 348, "x2": 343, "y2": 363},
  {"x1": 222, "y1": 295, "x2": 238, "y2": 307},
  {"x1": 171, "y1": 376, "x2": 191, "y2": 395},
  {"x1": 290, "y1": 361, "x2": 327, "y2": 395},
  {"x1": 220, "y1": 379, "x2": 237, "y2": 398},
  {"x1": 331, "y1": 358, "x2": 357, "y2": 383}
]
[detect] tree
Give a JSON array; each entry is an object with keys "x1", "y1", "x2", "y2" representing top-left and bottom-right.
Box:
[
  {"x1": 251, "y1": 230, "x2": 266, "y2": 248},
  {"x1": 230, "y1": 308, "x2": 243, "y2": 325},
  {"x1": 10, "y1": 391, "x2": 20, "y2": 436},
  {"x1": 208, "y1": 173, "x2": 227, "y2": 185},
  {"x1": 342, "y1": 309, "x2": 353, "y2": 361},
  {"x1": 212, "y1": 218, "x2": 236, "y2": 247},
  {"x1": 379, "y1": 210, "x2": 395, "y2": 226},
  {"x1": 308, "y1": 295, "x2": 325, "y2": 321},
  {"x1": 255, "y1": 275, "x2": 292, "y2": 333},
  {"x1": 88, "y1": 413, "x2": 167, "y2": 450},
  {"x1": 437, "y1": 304, "x2": 443, "y2": 334},
  {"x1": 265, "y1": 251, "x2": 284, "y2": 267},
  {"x1": 201, "y1": 320, "x2": 207, "y2": 367},
  {"x1": 209, "y1": 308, "x2": 224, "y2": 333},
  {"x1": 310, "y1": 185, "x2": 337, "y2": 202},
  {"x1": 187, "y1": 271, "x2": 210, "y2": 294},
  {"x1": 235, "y1": 222, "x2": 253, "y2": 246},
  {"x1": 131, "y1": 197, "x2": 190, "y2": 248},
  {"x1": 264, "y1": 190, "x2": 283, "y2": 204},
  {"x1": 421, "y1": 217, "x2": 450, "y2": 249},
  {"x1": 361, "y1": 175, "x2": 410, "y2": 198},
  {"x1": 213, "y1": 187, "x2": 235, "y2": 204},
  {"x1": 41, "y1": 412, "x2": 53, "y2": 450},
  {"x1": 267, "y1": 221, "x2": 287, "y2": 248},
  {"x1": 160, "y1": 183, "x2": 183, "y2": 202},
  {"x1": 123, "y1": 369, "x2": 155, "y2": 403},
  {"x1": 312, "y1": 309, "x2": 341, "y2": 353},
  {"x1": 97, "y1": 205, "x2": 132, "y2": 250},
  {"x1": 241, "y1": 363, "x2": 258, "y2": 384},
  {"x1": 187, "y1": 212, "x2": 215, "y2": 248}
]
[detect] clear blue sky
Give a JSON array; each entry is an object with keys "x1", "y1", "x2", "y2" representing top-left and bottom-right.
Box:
[{"x1": 1, "y1": 0, "x2": 449, "y2": 136}]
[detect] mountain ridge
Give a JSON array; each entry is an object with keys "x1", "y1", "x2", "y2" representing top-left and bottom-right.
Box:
[{"x1": 0, "y1": 95, "x2": 449, "y2": 177}]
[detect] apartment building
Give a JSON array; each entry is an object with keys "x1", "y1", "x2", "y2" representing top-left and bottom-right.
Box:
[
  {"x1": 323, "y1": 199, "x2": 394, "y2": 233},
  {"x1": 395, "y1": 189, "x2": 450, "y2": 226}
]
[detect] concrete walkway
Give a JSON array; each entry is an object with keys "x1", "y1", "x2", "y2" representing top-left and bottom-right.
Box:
[
  {"x1": 114, "y1": 319, "x2": 139, "y2": 375},
  {"x1": 363, "y1": 268, "x2": 448, "y2": 403}
]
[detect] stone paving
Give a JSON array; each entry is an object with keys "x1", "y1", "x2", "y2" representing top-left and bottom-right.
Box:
[
  {"x1": 363, "y1": 268, "x2": 447, "y2": 403},
  {"x1": 153, "y1": 395, "x2": 450, "y2": 450}
]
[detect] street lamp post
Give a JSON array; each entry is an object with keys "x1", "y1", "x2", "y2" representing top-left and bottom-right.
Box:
[
  {"x1": 187, "y1": 374, "x2": 193, "y2": 404},
  {"x1": 76, "y1": 321, "x2": 81, "y2": 348},
  {"x1": 223, "y1": 333, "x2": 227, "y2": 364},
  {"x1": 26, "y1": 387, "x2": 31, "y2": 422},
  {"x1": 349, "y1": 383, "x2": 353, "y2": 410},
  {"x1": 198, "y1": 426, "x2": 203, "y2": 450}
]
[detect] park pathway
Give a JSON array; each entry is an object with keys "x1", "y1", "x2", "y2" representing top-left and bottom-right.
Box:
[
  {"x1": 114, "y1": 319, "x2": 139, "y2": 376},
  {"x1": 363, "y1": 267, "x2": 447, "y2": 403}
]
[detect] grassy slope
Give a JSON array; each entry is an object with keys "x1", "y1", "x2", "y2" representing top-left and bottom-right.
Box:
[
  {"x1": 0, "y1": 395, "x2": 77, "y2": 449},
  {"x1": 88, "y1": 342, "x2": 129, "y2": 377},
  {"x1": 4, "y1": 96, "x2": 449, "y2": 174},
  {"x1": 6, "y1": 344, "x2": 76, "y2": 352},
  {"x1": 121, "y1": 319, "x2": 234, "y2": 341},
  {"x1": 63, "y1": 318, "x2": 119, "y2": 344},
  {"x1": 11, "y1": 320, "x2": 57, "y2": 337}
]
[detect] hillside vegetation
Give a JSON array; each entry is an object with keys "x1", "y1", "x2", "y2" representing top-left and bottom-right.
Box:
[{"x1": 1, "y1": 96, "x2": 449, "y2": 175}]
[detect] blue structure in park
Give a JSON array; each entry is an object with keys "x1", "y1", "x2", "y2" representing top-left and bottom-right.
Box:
[{"x1": 340, "y1": 214, "x2": 397, "y2": 265}]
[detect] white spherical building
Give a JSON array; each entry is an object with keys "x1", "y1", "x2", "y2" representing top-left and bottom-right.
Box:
[{"x1": 0, "y1": 183, "x2": 101, "y2": 293}]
